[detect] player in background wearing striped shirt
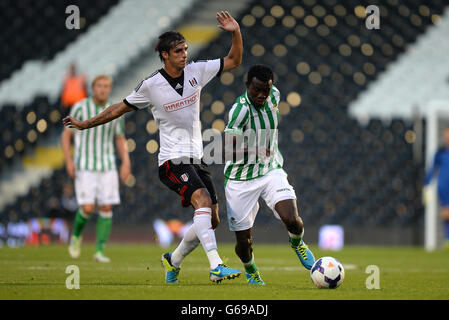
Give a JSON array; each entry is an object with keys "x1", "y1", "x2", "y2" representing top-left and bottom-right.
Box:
[
  {"x1": 61, "y1": 74, "x2": 131, "y2": 263},
  {"x1": 223, "y1": 65, "x2": 315, "y2": 284},
  {"x1": 62, "y1": 12, "x2": 243, "y2": 283}
]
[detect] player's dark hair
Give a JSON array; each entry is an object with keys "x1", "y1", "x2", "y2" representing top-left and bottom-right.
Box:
[
  {"x1": 246, "y1": 64, "x2": 273, "y2": 85},
  {"x1": 155, "y1": 31, "x2": 186, "y2": 61}
]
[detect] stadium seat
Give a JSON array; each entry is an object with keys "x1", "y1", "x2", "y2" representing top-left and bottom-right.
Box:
[{"x1": 1, "y1": 0, "x2": 446, "y2": 230}]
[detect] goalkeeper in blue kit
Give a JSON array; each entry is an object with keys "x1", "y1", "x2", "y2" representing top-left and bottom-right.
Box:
[{"x1": 424, "y1": 127, "x2": 449, "y2": 248}]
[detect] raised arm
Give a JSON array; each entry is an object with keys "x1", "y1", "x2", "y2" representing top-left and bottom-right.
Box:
[
  {"x1": 62, "y1": 101, "x2": 133, "y2": 130},
  {"x1": 217, "y1": 11, "x2": 243, "y2": 71}
]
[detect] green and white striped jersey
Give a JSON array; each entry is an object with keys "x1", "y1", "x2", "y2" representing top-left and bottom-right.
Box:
[
  {"x1": 69, "y1": 97, "x2": 125, "y2": 171},
  {"x1": 224, "y1": 86, "x2": 283, "y2": 183}
]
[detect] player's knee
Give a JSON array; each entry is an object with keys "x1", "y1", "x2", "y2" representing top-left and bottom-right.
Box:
[
  {"x1": 191, "y1": 188, "x2": 213, "y2": 209},
  {"x1": 99, "y1": 205, "x2": 112, "y2": 212},
  {"x1": 81, "y1": 204, "x2": 95, "y2": 215}
]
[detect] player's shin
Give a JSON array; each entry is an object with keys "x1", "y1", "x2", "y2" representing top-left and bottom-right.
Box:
[
  {"x1": 96, "y1": 210, "x2": 112, "y2": 253},
  {"x1": 171, "y1": 224, "x2": 200, "y2": 268},
  {"x1": 73, "y1": 208, "x2": 90, "y2": 237},
  {"x1": 288, "y1": 229, "x2": 304, "y2": 248},
  {"x1": 193, "y1": 208, "x2": 223, "y2": 269},
  {"x1": 241, "y1": 254, "x2": 258, "y2": 274}
]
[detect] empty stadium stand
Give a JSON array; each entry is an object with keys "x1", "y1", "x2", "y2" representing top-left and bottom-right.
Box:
[
  {"x1": 1, "y1": 0, "x2": 447, "y2": 241},
  {"x1": 0, "y1": 0, "x2": 119, "y2": 83}
]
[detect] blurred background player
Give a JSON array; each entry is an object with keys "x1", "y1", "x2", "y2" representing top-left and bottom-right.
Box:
[
  {"x1": 153, "y1": 218, "x2": 192, "y2": 248},
  {"x1": 61, "y1": 74, "x2": 131, "y2": 262},
  {"x1": 223, "y1": 65, "x2": 315, "y2": 284},
  {"x1": 62, "y1": 11, "x2": 243, "y2": 282},
  {"x1": 424, "y1": 127, "x2": 449, "y2": 249},
  {"x1": 60, "y1": 62, "x2": 88, "y2": 116}
]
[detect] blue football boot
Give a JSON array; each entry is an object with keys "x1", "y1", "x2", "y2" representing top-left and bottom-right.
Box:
[
  {"x1": 209, "y1": 264, "x2": 242, "y2": 283},
  {"x1": 292, "y1": 240, "x2": 315, "y2": 270},
  {"x1": 245, "y1": 271, "x2": 265, "y2": 285},
  {"x1": 161, "y1": 253, "x2": 180, "y2": 284}
]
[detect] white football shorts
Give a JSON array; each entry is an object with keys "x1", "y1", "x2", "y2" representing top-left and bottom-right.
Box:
[
  {"x1": 225, "y1": 168, "x2": 297, "y2": 231},
  {"x1": 74, "y1": 170, "x2": 120, "y2": 206}
]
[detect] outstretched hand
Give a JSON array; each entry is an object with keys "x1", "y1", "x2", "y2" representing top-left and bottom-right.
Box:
[
  {"x1": 216, "y1": 11, "x2": 239, "y2": 32},
  {"x1": 62, "y1": 116, "x2": 86, "y2": 130}
]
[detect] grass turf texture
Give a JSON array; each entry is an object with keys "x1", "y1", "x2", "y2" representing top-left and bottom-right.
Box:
[{"x1": 1, "y1": 243, "x2": 448, "y2": 300}]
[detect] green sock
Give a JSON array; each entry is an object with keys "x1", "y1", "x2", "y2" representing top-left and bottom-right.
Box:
[
  {"x1": 242, "y1": 255, "x2": 258, "y2": 274},
  {"x1": 73, "y1": 208, "x2": 89, "y2": 237},
  {"x1": 96, "y1": 215, "x2": 112, "y2": 253},
  {"x1": 288, "y1": 231, "x2": 303, "y2": 248}
]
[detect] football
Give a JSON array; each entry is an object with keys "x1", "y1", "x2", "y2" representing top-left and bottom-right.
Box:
[{"x1": 310, "y1": 256, "x2": 345, "y2": 289}]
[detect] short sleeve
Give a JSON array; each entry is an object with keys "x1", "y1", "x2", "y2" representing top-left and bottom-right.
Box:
[
  {"x1": 191, "y1": 58, "x2": 223, "y2": 87},
  {"x1": 224, "y1": 100, "x2": 249, "y2": 136},
  {"x1": 271, "y1": 86, "x2": 281, "y2": 105},
  {"x1": 124, "y1": 79, "x2": 152, "y2": 110}
]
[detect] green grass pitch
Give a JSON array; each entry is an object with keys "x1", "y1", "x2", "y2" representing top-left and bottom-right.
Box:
[{"x1": 1, "y1": 243, "x2": 449, "y2": 300}]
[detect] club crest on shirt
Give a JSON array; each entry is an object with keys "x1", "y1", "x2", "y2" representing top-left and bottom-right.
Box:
[
  {"x1": 181, "y1": 173, "x2": 189, "y2": 182},
  {"x1": 189, "y1": 77, "x2": 198, "y2": 88}
]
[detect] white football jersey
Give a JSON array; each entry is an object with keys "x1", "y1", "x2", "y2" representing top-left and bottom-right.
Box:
[{"x1": 124, "y1": 59, "x2": 223, "y2": 166}]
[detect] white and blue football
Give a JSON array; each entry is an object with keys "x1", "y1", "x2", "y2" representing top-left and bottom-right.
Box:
[{"x1": 310, "y1": 256, "x2": 345, "y2": 289}]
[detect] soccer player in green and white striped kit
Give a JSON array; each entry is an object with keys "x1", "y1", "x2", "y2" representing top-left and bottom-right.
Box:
[
  {"x1": 61, "y1": 74, "x2": 131, "y2": 263},
  {"x1": 223, "y1": 65, "x2": 315, "y2": 284}
]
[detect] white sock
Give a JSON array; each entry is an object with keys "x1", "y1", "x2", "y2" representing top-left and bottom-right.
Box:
[
  {"x1": 98, "y1": 210, "x2": 113, "y2": 218},
  {"x1": 193, "y1": 207, "x2": 222, "y2": 269},
  {"x1": 288, "y1": 230, "x2": 304, "y2": 240},
  {"x1": 171, "y1": 224, "x2": 200, "y2": 268},
  {"x1": 206, "y1": 250, "x2": 222, "y2": 270}
]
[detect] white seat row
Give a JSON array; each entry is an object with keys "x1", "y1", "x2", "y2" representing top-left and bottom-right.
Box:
[
  {"x1": 349, "y1": 6, "x2": 449, "y2": 123},
  {"x1": 0, "y1": 0, "x2": 195, "y2": 109}
]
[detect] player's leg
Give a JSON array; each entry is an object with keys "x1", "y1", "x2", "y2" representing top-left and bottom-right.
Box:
[
  {"x1": 69, "y1": 171, "x2": 96, "y2": 258},
  {"x1": 189, "y1": 188, "x2": 241, "y2": 282},
  {"x1": 159, "y1": 160, "x2": 240, "y2": 283},
  {"x1": 275, "y1": 199, "x2": 304, "y2": 245},
  {"x1": 94, "y1": 170, "x2": 120, "y2": 262},
  {"x1": 441, "y1": 207, "x2": 449, "y2": 249},
  {"x1": 170, "y1": 202, "x2": 219, "y2": 270},
  {"x1": 438, "y1": 185, "x2": 449, "y2": 249},
  {"x1": 235, "y1": 228, "x2": 264, "y2": 285},
  {"x1": 69, "y1": 204, "x2": 95, "y2": 258},
  {"x1": 262, "y1": 169, "x2": 315, "y2": 270},
  {"x1": 226, "y1": 178, "x2": 264, "y2": 284},
  {"x1": 158, "y1": 161, "x2": 191, "y2": 283},
  {"x1": 73, "y1": 204, "x2": 95, "y2": 237},
  {"x1": 169, "y1": 201, "x2": 219, "y2": 263},
  {"x1": 194, "y1": 162, "x2": 242, "y2": 282},
  {"x1": 93, "y1": 204, "x2": 113, "y2": 263}
]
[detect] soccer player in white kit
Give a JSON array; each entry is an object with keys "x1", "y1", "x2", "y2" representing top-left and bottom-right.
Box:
[
  {"x1": 61, "y1": 74, "x2": 131, "y2": 263},
  {"x1": 223, "y1": 65, "x2": 315, "y2": 285},
  {"x1": 63, "y1": 11, "x2": 243, "y2": 283}
]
